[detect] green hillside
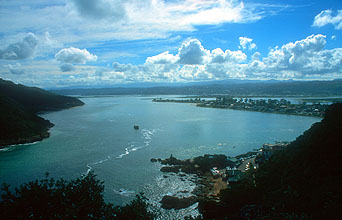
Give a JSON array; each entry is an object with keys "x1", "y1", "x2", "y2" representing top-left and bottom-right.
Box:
[
  {"x1": 0, "y1": 78, "x2": 84, "y2": 147},
  {"x1": 0, "y1": 78, "x2": 84, "y2": 113}
]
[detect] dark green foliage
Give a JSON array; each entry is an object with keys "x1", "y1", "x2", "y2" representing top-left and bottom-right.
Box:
[
  {"x1": 0, "y1": 95, "x2": 53, "y2": 146},
  {"x1": 113, "y1": 193, "x2": 157, "y2": 220},
  {"x1": 0, "y1": 172, "x2": 156, "y2": 220},
  {"x1": 0, "y1": 78, "x2": 84, "y2": 113},
  {"x1": 193, "y1": 155, "x2": 228, "y2": 172},
  {"x1": 0, "y1": 78, "x2": 84, "y2": 146}
]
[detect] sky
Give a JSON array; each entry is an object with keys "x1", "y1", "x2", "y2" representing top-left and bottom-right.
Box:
[{"x1": 0, "y1": 0, "x2": 342, "y2": 88}]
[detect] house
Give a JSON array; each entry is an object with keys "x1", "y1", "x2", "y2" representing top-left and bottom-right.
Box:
[
  {"x1": 226, "y1": 170, "x2": 243, "y2": 186},
  {"x1": 210, "y1": 167, "x2": 220, "y2": 178},
  {"x1": 259, "y1": 142, "x2": 289, "y2": 160}
]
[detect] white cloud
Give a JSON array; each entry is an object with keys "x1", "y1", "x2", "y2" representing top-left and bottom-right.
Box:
[
  {"x1": 263, "y1": 34, "x2": 327, "y2": 70},
  {"x1": 312, "y1": 9, "x2": 342, "y2": 30},
  {"x1": 239, "y1": 37, "x2": 257, "y2": 50},
  {"x1": 60, "y1": 63, "x2": 75, "y2": 72},
  {"x1": 55, "y1": 47, "x2": 97, "y2": 64},
  {"x1": 177, "y1": 39, "x2": 210, "y2": 65},
  {"x1": 145, "y1": 51, "x2": 178, "y2": 64},
  {"x1": 146, "y1": 38, "x2": 246, "y2": 65},
  {"x1": 210, "y1": 48, "x2": 247, "y2": 63},
  {"x1": 0, "y1": 33, "x2": 38, "y2": 60},
  {"x1": 3, "y1": 34, "x2": 341, "y2": 87},
  {"x1": 0, "y1": 1, "x2": 288, "y2": 46},
  {"x1": 251, "y1": 52, "x2": 261, "y2": 61}
]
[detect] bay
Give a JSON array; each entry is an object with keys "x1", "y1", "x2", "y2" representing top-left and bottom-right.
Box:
[{"x1": 0, "y1": 96, "x2": 320, "y2": 218}]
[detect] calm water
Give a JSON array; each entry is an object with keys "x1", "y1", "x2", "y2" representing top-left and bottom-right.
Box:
[{"x1": 0, "y1": 96, "x2": 320, "y2": 218}]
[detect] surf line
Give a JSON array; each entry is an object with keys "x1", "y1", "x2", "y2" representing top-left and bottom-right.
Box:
[{"x1": 85, "y1": 128, "x2": 162, "y2": 175}]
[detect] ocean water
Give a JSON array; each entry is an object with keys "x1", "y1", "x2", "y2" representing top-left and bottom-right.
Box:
[{"x1": 0, "y1": 96, "x2": 320, "y2": 218}]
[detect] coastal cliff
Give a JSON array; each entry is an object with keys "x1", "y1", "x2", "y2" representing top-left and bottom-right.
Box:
[{"x1": 0, "y1": 78, "x2": 84, "y2": 147}]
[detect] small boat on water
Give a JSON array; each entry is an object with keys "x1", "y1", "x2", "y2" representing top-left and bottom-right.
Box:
[{"x1": 134, "y1": 125, "x2": 139, "y2": 130}]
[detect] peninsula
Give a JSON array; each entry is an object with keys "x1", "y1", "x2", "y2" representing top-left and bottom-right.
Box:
[
  {"x1": 152, "y1": 96, "x2": 334, "y2": 117},
  {"x1": 0, "y1": 78, "x2": 84, "y2": 148}
]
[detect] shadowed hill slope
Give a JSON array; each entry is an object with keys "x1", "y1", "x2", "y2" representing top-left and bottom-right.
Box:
[{"x1": 0, "y1": 78, "x2": 84, "y2": 147}]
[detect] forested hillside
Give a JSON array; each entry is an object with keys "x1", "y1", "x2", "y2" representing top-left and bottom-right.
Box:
[{"x1": 0, "y1": 78, "x2": 84, "y2": 147}]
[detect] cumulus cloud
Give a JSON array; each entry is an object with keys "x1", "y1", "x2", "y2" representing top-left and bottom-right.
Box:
[
  {"x1": 60, "y1": 63, "x2": 75, "y2": 72},
  {"x1": 312, "y1": 9, "x2": 342, "y2": 30},
  {"x1": 210, "y1": 48, "x2": 247, "y2": 63},
  {"x1": 239, "y1": 37, "x2": 257, "y2": 50},
  {"x1": 263, "y1": 34, "x2": 327, "y2": 70},
  {"x1": 146, "y1": 39, "x2": 246, "y2": 65},
  {"x1": 71, "y1": 0, "x2": 126, "y2": 21},
  {"x1": 177, "y1": 39, "x2": 210, "y2": 65},
  {"x1": 251, "y1": 52, "x2": 261, "y2": 61},
  {"x1": 145, "y1": 51, "x2": 178, "y2": 64},
  {"x1": 55, "y1": 47, "x2": 97, "y2": 64},
  {"x1": 0, "y1": 33, "x2": 38, "y2": 60},
  {"x1": 141, "y1": 35, "x2": 342, "y2": 81}
]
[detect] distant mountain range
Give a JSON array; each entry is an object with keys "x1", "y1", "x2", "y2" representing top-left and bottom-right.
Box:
[
  {"x1": 0, "y1": 78, "x2": 84, "y2": 147},
  {"x1": 51, "y1": 80, "x2": 342, "y2": 97}
]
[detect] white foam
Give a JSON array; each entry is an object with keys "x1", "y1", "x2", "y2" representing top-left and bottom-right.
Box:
[
  {"x1": 0, "y1": 141, "x2": 39, "y2": 151},
  {"x1": 113, "y1": 188, "x2": 135, "y2": 196},
  {"x1": 86, "y1": 165, "x2": 93, "y2": 175}
]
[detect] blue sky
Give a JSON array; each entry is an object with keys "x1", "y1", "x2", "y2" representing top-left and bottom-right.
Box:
[{"x1": 0, "y1": 0, "x2": 341, "y2": 88}]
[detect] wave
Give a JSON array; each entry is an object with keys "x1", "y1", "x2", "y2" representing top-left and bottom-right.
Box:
[
  {"x1": 85, "y1": 128, "x2": 162, "y2": 173},
  {"x1": 0, "y1": 141, "x2": 40, "y2": 152},
  {"x1": 113, "y1": 188, "x2": 136, "y2": 197},
  {"x1": 116, "y1": 147, "x2": 130, "y2": 159},
  {"x1": 86, "y1": 165, "x2": 93, "y2": 175}
]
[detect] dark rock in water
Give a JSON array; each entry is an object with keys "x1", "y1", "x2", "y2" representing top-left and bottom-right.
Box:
[
  {"x1": 179, "y1": 190, "x2": 189, "y2": 193},
  {"x1": 179, "y1": 173, "x2": 186, "y2": 177},
  {"x1": 160, "y1": 195, "x2": 197, "y2": 210},
  {"x1": 150, "y1": 158, "x2": 158, "y2": 162},
  {"x1": 160, "y1": 166, "x2": 181, "y2": 173},
  {"x1": 163, "y1": 175, "x2": 169, "y2": 178}
]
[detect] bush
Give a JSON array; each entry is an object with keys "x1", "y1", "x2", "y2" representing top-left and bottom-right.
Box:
[{"x1": 0, "y1": 172, "x2": 156, "y2": 220}]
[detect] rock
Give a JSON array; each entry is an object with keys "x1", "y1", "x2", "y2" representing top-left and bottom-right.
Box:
[
  {"x1": 160, "y1": 195, "x2": 197, "y2": 210},
  {"x1": 160, "y1": 166, "x2": 181, "y2": 173}
]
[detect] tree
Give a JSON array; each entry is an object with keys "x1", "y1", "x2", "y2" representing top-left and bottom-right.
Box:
[{"x1": 0, "y1": 172, "x2": 156, "y2": 220}]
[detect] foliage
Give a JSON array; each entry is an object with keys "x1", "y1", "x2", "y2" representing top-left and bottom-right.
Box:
[
  {"x1": 0, "y1": 172, "x2": 156, "y2": 220},
  {"x1": 0, "y1": 78, "x2": 84, "y2": 146},
  {"x1": 0, "y1": 78, "x2": 84, "y2": 113}
]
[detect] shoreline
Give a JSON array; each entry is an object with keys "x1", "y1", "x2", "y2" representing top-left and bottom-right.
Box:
[
  {"x1": 0, "y1": 127, "x2": 52, "y2": 150},
  {"x1": 152, "y1": 142, "x2": 287, "y2": 210},
  {"x1": 1, "y1": 103, "x2": 84, "y2": 150},
  {"x1": 153, "y1": 97, "x2": 330, "y2": 118}
]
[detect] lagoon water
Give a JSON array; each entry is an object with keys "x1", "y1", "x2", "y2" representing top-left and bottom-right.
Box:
[{"x1": 0, "y1": 96, "x2": 320, "y2": 218}]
